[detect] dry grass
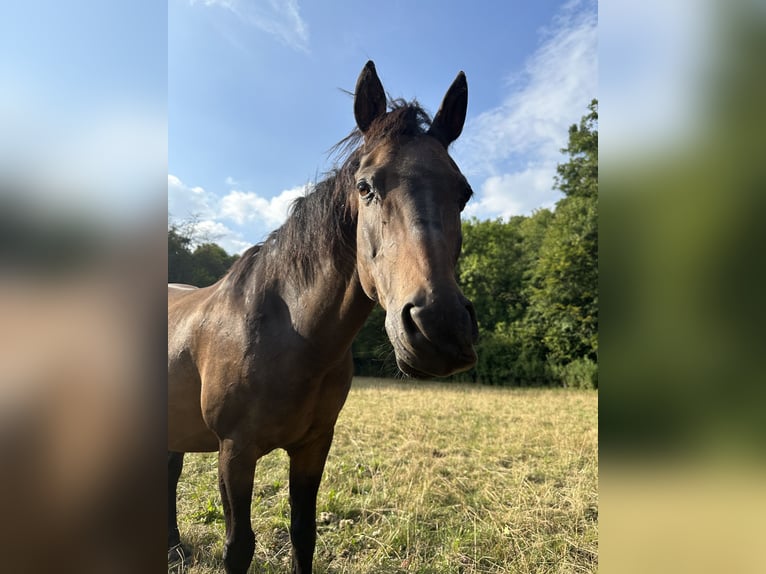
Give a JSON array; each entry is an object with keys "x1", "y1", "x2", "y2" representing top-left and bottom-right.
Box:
[{"x1": 174, "y1": 378, "x2": 598, "y2": 573}]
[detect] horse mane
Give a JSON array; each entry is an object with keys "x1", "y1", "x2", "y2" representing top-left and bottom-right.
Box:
[{"x1": 224, "y1": 100, "x2": 434, "y2": 293}]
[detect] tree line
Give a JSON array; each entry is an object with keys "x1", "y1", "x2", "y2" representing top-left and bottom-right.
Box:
[
  {"x1": 168, "y1": 218, "x2": 239, "y2": 287},
  {"x1": 169, "y1": 100, "x2": 597, "y2": 388}
]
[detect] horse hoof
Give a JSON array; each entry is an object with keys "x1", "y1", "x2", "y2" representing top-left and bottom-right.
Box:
[{"x1": 168, "y1": 543, "x2": 192, "y2": 568}]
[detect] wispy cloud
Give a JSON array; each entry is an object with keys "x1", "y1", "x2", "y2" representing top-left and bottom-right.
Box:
[
  {"x1": 168, "y1": 174, "x2": 217, "y2": 221},
  {"x1": 464, "y1": 167, "x2": 559, "y2": 220},
  {"x1": 455, "y1": 0, "x2": 597, "y2": 219},
  {"x1": 168, "y1": 174, "x2": 308, "y2": 254},
  {"x1": 189, "y1": 0, "x2": 310, "y2": 53}
]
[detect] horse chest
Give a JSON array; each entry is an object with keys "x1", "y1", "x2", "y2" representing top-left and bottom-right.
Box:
[
  {"x1": 246, "y1": 362, "x2": 353, "y2": 451},
  {"x1": 197, "y1": 338, "x2": 352, "y2": 449}
]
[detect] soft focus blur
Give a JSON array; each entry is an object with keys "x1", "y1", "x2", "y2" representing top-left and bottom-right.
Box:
[
  {"x1": 0, "y1": 1, "x2": 165, "y2": 572},
  {"x1": 600, "y1": 0, "x2": 766, "y2": 572}
]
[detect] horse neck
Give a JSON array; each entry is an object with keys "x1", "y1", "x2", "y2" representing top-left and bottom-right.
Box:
[
  {"x1": 219, "y1": 169, "x2": 375, "y2": 358},
  {"x1": 280, "y1": 254, "x2": 375, "y2": 355},
  {"x1": 220, "y1": 227, "x2": 374, "y2": 361}
]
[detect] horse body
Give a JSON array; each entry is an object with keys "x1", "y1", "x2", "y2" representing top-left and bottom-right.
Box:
[
  {"x1": 168, "y1": 254, "x2": 370, "y2": 455},
  {"x1": 168, "y1": 61, "x2": 478, "y2": 573}
]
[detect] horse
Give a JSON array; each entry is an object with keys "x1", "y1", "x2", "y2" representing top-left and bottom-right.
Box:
[{"x1": 168, "y1": 61, "x2": 479, "y2": 574}]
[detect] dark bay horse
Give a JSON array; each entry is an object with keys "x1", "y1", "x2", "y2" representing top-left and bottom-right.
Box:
[{"x1": 168, "y1": 61, "x2": 478, "y2": 573}]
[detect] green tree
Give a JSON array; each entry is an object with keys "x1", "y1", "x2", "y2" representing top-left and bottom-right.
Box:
[
  {"x1": 555, "y1": 99, "x2": 598, "y2": 200},
  {"x1": 458, "y1": 218, "x2": 525, "y2": 333},
  {"x1": 168, "y1": 221, "x2": 239, "y2": 286},
  {"x1": 517, "y1": 209, "x2": 554, "y2": 260},
  {"x1": 168, "y1": 225, "x2": 194, "y2": 283},
  {"x1": 528, "y1": 196, "x2": 598, "y2": 363},
  {"x1": 352, "y1": 306, "x2": 397, "y2": 376},
  {"x1": 527, "y1": 100, "x2": 598, "y2": 386},
  {"x1": 191, "y1": 243, "x2": 238, "y2": 287}
]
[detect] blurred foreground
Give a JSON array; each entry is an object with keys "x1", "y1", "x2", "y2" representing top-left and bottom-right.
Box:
[
  {"x1": 0, "y1": 237, "x2": 165, "y2": 572},
  {"x1": 0, "y1": 1, "x2": 166, "y2": 571},
  {"x1": 600, "y1": 1, "x2": 766, "y2": 572}
]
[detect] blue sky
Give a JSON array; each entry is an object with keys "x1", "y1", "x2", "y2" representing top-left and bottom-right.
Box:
[{"x1": 168, "y1": 0, "x2": 598, "y2": 253}]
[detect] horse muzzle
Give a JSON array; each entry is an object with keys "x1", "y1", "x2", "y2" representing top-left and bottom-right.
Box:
[{"x1": 386, "y1": 290, "x2": 478, "y2": 378}]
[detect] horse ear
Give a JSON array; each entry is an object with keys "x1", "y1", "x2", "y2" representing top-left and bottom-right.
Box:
[
  {"x1": 429, "y1": 71, "x2": 468, "y2": 147},
  {"x1": 354, "y1": 61, "x2": 387, "y2": 134}
]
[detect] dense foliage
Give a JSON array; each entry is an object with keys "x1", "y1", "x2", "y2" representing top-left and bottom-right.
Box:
[
  {"x1": 168, "y1": 223, "x2": 239, "y2": 287},
  {"x1": 168, "y1": 101, "x2": 598, "y2": 387}
]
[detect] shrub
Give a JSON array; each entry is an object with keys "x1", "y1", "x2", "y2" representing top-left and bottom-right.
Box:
[{"x1": 550, "y1": 357, "x2": 598, "y2": 389}]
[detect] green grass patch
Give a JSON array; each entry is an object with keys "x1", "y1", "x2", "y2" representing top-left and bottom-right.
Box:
[{"x1": 175, "y1": 378, "x2": 598, "y2": 573}]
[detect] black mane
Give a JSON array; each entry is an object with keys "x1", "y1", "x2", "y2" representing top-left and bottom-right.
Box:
[{"x1": 224, "y1": 100, "x2": 434, "y2": 292}]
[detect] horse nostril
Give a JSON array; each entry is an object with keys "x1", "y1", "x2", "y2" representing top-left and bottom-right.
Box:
[{"x1": 401, "y1": 302, "x2": 420, "y2": 337}]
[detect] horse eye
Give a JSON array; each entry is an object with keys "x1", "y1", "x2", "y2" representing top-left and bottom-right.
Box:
[{"x1": 356, "y1": 180, "x2": 372, "y2": 198}]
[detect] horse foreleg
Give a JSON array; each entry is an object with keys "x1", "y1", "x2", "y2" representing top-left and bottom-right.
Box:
[
  {"x1": 218, "y1": 439, "x2": 257, "y2": 574},
  {"x1": 287, "y1": 430, "x2": 334, "y2": 574},
  {"x1": 168, "y1": 451, "x2": 192, "y2": 563}
]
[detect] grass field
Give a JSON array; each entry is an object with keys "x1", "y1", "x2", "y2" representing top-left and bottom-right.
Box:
[{"x1": 174, "y1": 378, "x2": 598, "y2": 573}]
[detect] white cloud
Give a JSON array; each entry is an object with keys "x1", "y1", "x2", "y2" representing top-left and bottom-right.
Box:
[
  {"x1": 193, "y1": 219, "x2": 235, "y2": 241},
  {"x1": 454, "y1": 0, "x2": 597, "y2": 218},
  {"x1": 168, "y1": 174, "x2": 308, "y2": 254},
  {"x1": 168, "y1": 174, "x2": 217, "y2": 221},
  {"x1": 190, "y1": 0, "x2": 236, "y2": 8},
  {"x1": 219, "y1": 185, "x2": 307, "y2": 227},
  {"x1": 219, "y1": 191, "x2": 266, "y2": 226},
  {"x1": 189, "y1": 0, "x2": 310, "y2": 53},
  {"x1": 465, "y1": 166, "x2": 561, "y2": 221},
  {"x1": 192, "y1": 219, "x2": 253, "y2": 255}
]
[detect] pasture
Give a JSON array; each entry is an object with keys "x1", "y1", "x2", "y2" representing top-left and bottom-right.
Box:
[{"x1": 173, "y1": 378, "x2": 597, "y2": 573}]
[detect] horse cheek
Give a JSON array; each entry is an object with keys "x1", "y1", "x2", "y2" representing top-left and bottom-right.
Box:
[{"x1": 357, "y1": 255, "x2": 378, "y2": 304}]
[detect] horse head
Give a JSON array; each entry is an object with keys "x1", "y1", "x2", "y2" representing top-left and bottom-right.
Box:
[{"x1": 351, "y1": 61, "x2": 478, "y2": 378}]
